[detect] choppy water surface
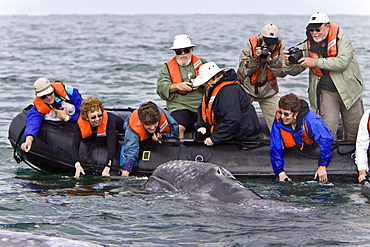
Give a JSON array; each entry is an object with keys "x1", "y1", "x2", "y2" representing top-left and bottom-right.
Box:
[{"x1": 1, "y1": 14, "x2": 370, "y2": 246}]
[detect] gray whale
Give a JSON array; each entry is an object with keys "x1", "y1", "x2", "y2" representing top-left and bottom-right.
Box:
[{"x1": 145, "y1": 160, "x2": 262, "y2": 203}]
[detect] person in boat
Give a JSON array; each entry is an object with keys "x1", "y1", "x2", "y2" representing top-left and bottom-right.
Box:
[
  {"x1": 237, "y1": 24, "x2": 286, "y2": 130},
  {"x1": 72, "y1": 97, "x2": 124, "y2": 178},
  {"x1": 270, "y1": 93, "x2": 334, "y2": 182},
  {"x1": 193, "y1": 62, "x2": 261, "y2": 146},
  {"x1": 121, "y1": 101, "x2": 179, "y2": 176},
  {"x1": 355, "y1": 109, "x2": 370, "y2": 183},
  {"x1": 157, "y1": 34, "x2": 207, "y2": 139},
  {"x1": 283, "y1": 12, "x2": 364, "y2": 141},
  {"x1": 21, "y1": 78, "x2": 83, "y2": 152}
]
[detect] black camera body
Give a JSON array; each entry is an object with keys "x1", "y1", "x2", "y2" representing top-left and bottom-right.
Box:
[
  {"x1": 287, "y1": 46, "x2": 303, "y2": 64},
  {"x1": 259, "y1": 44, "x2": 272, "y2": 61}
]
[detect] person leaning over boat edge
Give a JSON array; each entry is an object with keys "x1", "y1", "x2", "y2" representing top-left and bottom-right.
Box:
[
  {"x1": 282, "y1": 12, "x2": 364, "y2": 141},
  {"x1": 237, "y1": 24, "x2": 286, "y2": 131},
  {"x1": 157, "y1": 34, "x2": 207, "y2": 138},
  {"x1": 21, "y1": 78, "x2": 83, "y2": 152},
  {"x1": 121, "y1": 101, "x2": 179, "y2": 176},
  {"x1": 72, "y1": 97, "x2": 124, "y2": 178},
  {"x1": 270, "y1": 93, "x2": 334, "y2": 182},
  {"x1": 193, "y1": 62, "x2": 261, "y2": 146},
  {"x1": 355, "y1": 109, "x2": 370, "y2": 183}
]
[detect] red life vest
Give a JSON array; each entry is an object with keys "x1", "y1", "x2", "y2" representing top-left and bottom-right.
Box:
[
  {"x1": 165, "y1": 54, "x2": 203, "y2": 94},
  {"x1": 367, "y1": 112, "x2": 370, "y2": 134},
  {"x1": 275, "y1": 111, "x2": 314, "y2": 149},
  {"x1": 128, "y1": 109, "x2": 171, "y2": 141},
  {"x1": 33, "y1": 81, "x2": 69, "y2": 115},
  {"x1": 77, "y1": 111, "x2": 108, "y2": 139},
  {"x1": 201, "y1": 80, "x2": 238, "y2": 133},
  {"x1": 308, "y1": 23, "x2": 339, "y2": 76},
  {"x1": 249, "y1": 35, "x2": 281, "y2": 86}
]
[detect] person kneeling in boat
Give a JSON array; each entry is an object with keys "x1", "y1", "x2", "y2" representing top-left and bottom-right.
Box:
[
  {"x1": 121, "y1": 101, "x2": 179, "y2": 176},
  {"x1": 270, "y1": 93, "x2": 334, "y2": 182},
  {"x1": 21, "y1": 78, "x2": 83, "y2": 152},
  {"x1": 72, "y1": 97, "x2": 124, "y2": 178},
  {"x1": 355, "y1": 109, "x2": 370, "y2": 183},
  {"x1": 193, "y1": 62, "x2": 261, "y2": 146}
]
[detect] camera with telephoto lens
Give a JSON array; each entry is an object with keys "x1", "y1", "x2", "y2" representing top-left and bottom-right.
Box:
[
  {"x1": 259, "y1": 44, "x2": 272, "y2": 61},
  {"x1": 287, "y1": 46, "x2": 303, "y2": 64}
]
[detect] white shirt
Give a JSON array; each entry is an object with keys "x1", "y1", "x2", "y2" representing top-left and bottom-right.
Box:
[{"x1": 355, "y1": 109, "x2": 370, "y2": 171}]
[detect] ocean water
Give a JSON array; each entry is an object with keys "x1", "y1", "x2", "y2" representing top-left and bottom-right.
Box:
[{"x1": 1, "y1": 14, "x2": 370, "y2": 246}]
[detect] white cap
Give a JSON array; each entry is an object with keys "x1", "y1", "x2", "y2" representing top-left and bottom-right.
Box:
[
  {"x1": 192, "y1": 62, "x2": 227, "y2": 87},
  {"x1": 34, "y1": 78, "x2": 53, "y2": 97},
  {"x1": 306, "y1": 12, "x2": 330, "y2": 29},
  {"x1": 261, "y1": 24, "x2": 279, "y2": 38},
  {"x1": 169, "y1": 34, "x2": 196, "y2": 50}
]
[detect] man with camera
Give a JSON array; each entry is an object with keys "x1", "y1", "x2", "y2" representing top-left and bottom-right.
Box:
[
  {"x1": 283, "y1": 12, "x2": 364, "y2": 141},
  {"x1": 237, "y1": 24, "x2": 286, "y2": 131}
]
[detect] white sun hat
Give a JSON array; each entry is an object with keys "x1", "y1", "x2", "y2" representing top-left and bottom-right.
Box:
[
  {"x1": 169, "y1": 34, "x2": 196, "y2": 50},
  {"x1": 34, "y1": 78, "x2": 53, "y2": 97},
  {"x1": 192, "y1": 62, "x2": 227, "y2": 87},
  {"x1": 306, "y1": 12, "x2": 330, "y2": 29}
]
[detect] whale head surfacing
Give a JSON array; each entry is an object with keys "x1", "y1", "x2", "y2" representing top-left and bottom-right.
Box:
[{"x1": 145, "y1": 160, "x2": 262, "y2": 203}]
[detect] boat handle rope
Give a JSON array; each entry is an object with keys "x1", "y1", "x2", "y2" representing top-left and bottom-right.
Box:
[{"x1": 13, "y1": 125, "x2": 26, "y2": 164}]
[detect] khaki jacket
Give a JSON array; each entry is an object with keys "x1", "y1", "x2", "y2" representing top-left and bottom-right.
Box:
[
  {"x1": 283, "y1": 26, "x2": 364, "y2": 112},
  {"x1": 237, "y1": 35, "x2": 286, "y2": 99}
]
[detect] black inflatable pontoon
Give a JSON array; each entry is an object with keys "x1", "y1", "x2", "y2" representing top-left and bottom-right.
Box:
[{"x1": 8, "y1": 106, "x2": 358, "y2": 181}]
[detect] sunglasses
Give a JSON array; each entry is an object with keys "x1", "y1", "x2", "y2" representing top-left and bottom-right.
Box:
[
  {"x1": 40, "y1": 92, "x2": 54, "y2": 99},
  {"x1": 278, "y1": 110, "x2": 291, "y2": 117},
  {"x1": 89, "y1": 114, "x2": 103, "y2": 120},
  {"x1": 175, "y1": 48, "x2": 191, "y2": 55},
  {"x1": 309, "y1": 28, "x2": 321, "y2": 32}
]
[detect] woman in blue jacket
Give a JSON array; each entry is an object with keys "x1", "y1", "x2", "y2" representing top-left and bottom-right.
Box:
[{"x1": 270, "y1": 93, "x2": 333, "y2": 182}]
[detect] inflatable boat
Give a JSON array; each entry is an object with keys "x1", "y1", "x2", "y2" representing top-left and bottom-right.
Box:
[{"x1": 8, "y1": 105, "x2": 359, "y2": 181}]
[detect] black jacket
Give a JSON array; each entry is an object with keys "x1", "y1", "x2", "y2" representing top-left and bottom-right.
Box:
[{"x1": 195, "y1": 69, "x2": 261, "y2": 144}]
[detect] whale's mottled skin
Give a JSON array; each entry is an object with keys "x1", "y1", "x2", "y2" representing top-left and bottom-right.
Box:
[{"x1": 145, "y1": 160, "x2": 262, "y2": 203}]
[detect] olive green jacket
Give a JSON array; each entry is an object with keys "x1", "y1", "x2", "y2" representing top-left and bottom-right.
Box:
[
  {"x1": 283, "y1": 27, "x2": 364, "y2": 112},
  {"x1": 156, "y1": 57, "x2": 207, "y2": 113}
]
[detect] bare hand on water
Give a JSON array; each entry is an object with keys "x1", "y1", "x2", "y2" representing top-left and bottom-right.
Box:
[
  {"x1": 314, "y1": 166, "x2": 328, "y2": 182},
  {"x1": 278, "y1": 172, "x2": 291, "y2": 182},
  {"x1": 74, "y1": 162, "x2": 85, "y2": 178},
  {"x1": 102, "y1": 166, "x2": 110, "y2": 176},
  {"x1": 358, "y1": 170, "x2": 367, "y2": 183},
  {"x1": 121, "y1": 170, "x2": 130, "y2": 176}
]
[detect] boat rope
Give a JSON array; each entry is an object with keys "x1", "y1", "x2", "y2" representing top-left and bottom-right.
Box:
[{"x1": 13, "y1": 125, "x2": 25, "y2": 164}]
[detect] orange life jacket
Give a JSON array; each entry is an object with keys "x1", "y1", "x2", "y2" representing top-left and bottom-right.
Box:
[
  {"x1": 367, "y1": 112, "x2": 370, "y2": 134},
  {"x1": 308, "y1": 23, "x2": 339, "y2": 76},
  {"x1": 77, "y1": 111, "x2": 108, "y2": 139},
  {"x1": 249, "y1": 35, "x2": 281, "y2": 86},
  {"x1": 165, "y1": 54, "x2": 203, "y2": 94},
  {"x1": 201, "y1": 80, "x2": 238, "y2": 133},
  {"x1": 275, "y1": 111, "x2": 314, "y2": 149},
  {"x1": 33, "y1": 81, "x2": 69, "y2": 115},
  {"x1": 128, "y1": 108, "x2": 171, "y2": 141}
]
